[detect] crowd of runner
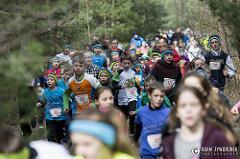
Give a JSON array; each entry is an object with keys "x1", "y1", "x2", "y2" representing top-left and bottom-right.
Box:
[{"x1": 1, "y1": 28, "x2": 240, "y2": 159}]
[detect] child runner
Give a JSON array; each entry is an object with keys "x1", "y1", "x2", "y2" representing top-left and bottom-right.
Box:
[
  {"x1": 140, "y1": 75, "x2": 171, "y2": 108},
  {"x1": 64, "y1": 54, "x2": 101, "y2": 114},
  {"x1": 84, "y1": 51, "x2": 100, "y2": 78},
  {"x1": 133, "y1": 63, "x2": 144, "y2": 91},
  {"x1": 134, "y1": 81, "x2": 170, "y2": 159},
  {"x1": 57, "y1": 65, "x2": 72, "y2": 90},
  {"x1": 69, "y1": 109, "x2": 136, "y2": 159},
  {"x1": 45, "y1": 57, "x2": 61, "y2": 77},
  {"x1": 91, "y1": 44, "x2": 107, "y2": 69},
  {"x1": 38, "y1": 74, "x2": 67, "y2": 143},
  {"x1": 152, "y1": 49, "x2": 182, "y2": 104},
  {"x1": 109, "y1": 61, "x2": 121, "y2": 75},
  {"x1": 161, "y1": 86, "x2": 237, "y2": 159},
  {"x1": 98, "y1": 69, "x2": 113, "y2": 90},
  {"x1": 112, "y1": 53, "x2": 138, "y2": 136}
]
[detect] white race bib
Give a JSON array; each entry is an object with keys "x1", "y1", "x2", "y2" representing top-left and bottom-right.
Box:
[
  {"x1": 163, "y1": 78, "x2": 176, "y2": 89},
  {"x1": 126, "y1": 88, "x2": 137, "y2": 97},
  {"x1": 75, "y1": 94, "x2": 89, "y2": 105},
  {"x1": 50, "y1": 108, "x2": 62, "y2": 118},
  {"x1": 147, "y1": 134, "x2": 162, "y2": 149},
  {"x1": 209, "y1": 61, "x2": 221, "y2": 70}
]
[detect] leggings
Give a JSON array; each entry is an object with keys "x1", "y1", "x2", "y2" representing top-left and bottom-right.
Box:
[{"x1": 118, "y1": 101, "x2": 136, "y2": 134}]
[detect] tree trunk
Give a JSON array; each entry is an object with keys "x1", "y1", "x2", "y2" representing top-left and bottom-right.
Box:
[
  {"x1": 219, "y1": 19, "x2": 231, "y2": 55},
  {"x1": 85, "y1": 0, "x2": 91, "y2": 43}
]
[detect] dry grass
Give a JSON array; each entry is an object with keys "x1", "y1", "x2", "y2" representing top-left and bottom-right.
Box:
[{"x1": 225, "y1": 57, "x2": 240, "y2": 155}]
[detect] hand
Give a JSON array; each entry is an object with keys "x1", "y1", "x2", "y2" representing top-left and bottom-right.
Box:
[
  {"x1": 37, "y1": 102, "x2": 42, "y2": 108},
  {"x1": 165, "y1": 85, "x2": 172, "y2": 91},
  {"x1": 122, "y1": 84, "x2": 127, "y2": 88},
  {"x1": 178, "y1": 60, "x2": 186, "y2": 66},
  {"x1": 64, "y1": 108, "x2": 69, "y2": 113},
  {"x1": 231, "y1": 105, "x2": 239, "y2": 115},
  {"x1": 223, "y1": 69, "x2": 229, "y2": 77},
  {"x1": 129, "y1": 111, "x2": 136, "y2": 116}
]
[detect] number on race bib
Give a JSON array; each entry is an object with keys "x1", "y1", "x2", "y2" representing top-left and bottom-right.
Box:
[
  {"x1": 50, "y1": 108, "x2": 62, "y2": 118},
  {"x1": 163, "y1": 78, "x2": 176, "y2": 89},
  {"x1": 147, "y1": 134, "x2": 162, "y2": 149},
  {"x1": 75, "y1": 94, "x2": 89, "y2": 105},
  {"x1": 209, "y1": 61, "x2": 221, "y2": 70}
]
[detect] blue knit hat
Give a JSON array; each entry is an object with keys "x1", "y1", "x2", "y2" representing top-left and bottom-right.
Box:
[
  {"x1": 133, "y1": 63, "x2": 142, "y2": 69},
  {"x1": 161, "y1": 49, "x2": 173, "y2": 58},
  {"x1": 92, "y1": 44, "x2": 102, "y2": 49}
]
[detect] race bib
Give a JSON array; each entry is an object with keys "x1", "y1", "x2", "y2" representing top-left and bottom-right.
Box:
[
  {"x1": 163, "y1": 78, "x2": 176, "y2": 89},
  {"x1": 50, "y1": 108, "x2": 62, "y2": 118},
  {"x1": 209, "y1": 61, "x2": 221, "y2": 70},
  {"x1": 147, "y1": 134, "x2": 162, "y2": 149},
  {"x1": 126, "y1": 88, "x2": 137, "y2": 97},
  {"x1": 75, "y1": 94, "x2": 89, "y2": 105}
]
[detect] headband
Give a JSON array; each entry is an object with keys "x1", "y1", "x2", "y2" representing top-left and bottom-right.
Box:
[
  {"x1": 48, "y1": 74, "x2": 58, "y2": 83},
  {"x1": 92, "y1": 44, "x2": 102, "y2": 49},
  {"x1": 110, "y1": 61, "x2": 120, "y2": 69},
  {"x1": 69, "y1": 120, "x2": 116, "y2": 148},
  {"x1": 208, "y1": 35, "x2": 221, "y2": 47}
]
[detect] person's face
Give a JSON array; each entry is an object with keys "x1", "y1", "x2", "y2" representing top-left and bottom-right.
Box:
[
  {"x1": 178, "y1": 41, "x2": 185, "y2": 48},
  {"x1": 149, "y1": 89, "x2": 165, "y2": 109},
  {"x1": 210, "y1": 40, "x2": 220, "y2": 51},
  {"x1": 64, "y1": 49, "x2": 70, "y2": 55},
  {"x1": 159, "y1": 39, "x2": 166, "y2": 48},
  {"x1": 163, "y1": 54, "x2": 173, "y2": 64},
  {"x1": 93, "y1": 36, "x2": 99, "y2": 42},
  {"x1": 96, "y1": 89, "x2": 114, "y2": 112},
  {"x1": 94, "y1": 47, "x2": 102, "y2": 55},
  {"x1": 71, "y1": 133, "x2": 103, "y2": 159},
  {"x1": 194, "y1": 59, "x2": 204, "y2": 69},
  {"x1": 99, "y1": 72, "x2": 109, "y2": 84},
  {"x1": 52, "y1": 60, "x2": 60, "y2": 68},
  {"x1": 84, "y1": 53, "x2": 92, "y2": 66},
  {"x1": 104, "y1": 39, "x2": 110, "y2": 47},
  {"x1": 176, "y1": 28, "x2": 181, "y2": 33},
  {"x1": 173, "y1": 40, "x2": 178, "y2": 46},
  {"x1": 121, "y1": 60, "x2": 131, "y2": 70},
  {"x1": 63, "y1": 71, "x2": 71, "y2": 81},
  {"x1": 73, "y1": 62, "x2": 85, "y2": 76},
  {"x1": 144, "y1": 81, "x2": 151, "y2": 92},
  {"x1": 183, "y1": 76, "x2": 206, "y2": 95},
  {"x1": 111, "y1": 40, "x2": 118, "y2": 48},
  {"x1": 152, "y1": 55, "x2": 161, "y2": 63},
  {"x1": 155, "y1": 43, "x2": 161, "y2": 48},
  {"x1": 112, "y1": 63, "x2": 120, "y2": 71},
  {"x1": 47, "y1": 76, "x2": 56, "y2": 88},
  {"x1": 176, "y1": 90, "x2": 205, "y2": 128},
  {"x1": 135, "y1": 66, "x2": 141, "y2": 73}
]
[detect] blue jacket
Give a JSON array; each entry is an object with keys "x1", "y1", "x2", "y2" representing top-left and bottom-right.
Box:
[
  {"x1": 131, "y1": 36, "x2": 144, "y2": 48},
  {"x1": 135, "y1": 105, "x2": 170, "y2": 157},
  {"x1": 41, "y1": 86, "x2": 66, "y2": 121}
]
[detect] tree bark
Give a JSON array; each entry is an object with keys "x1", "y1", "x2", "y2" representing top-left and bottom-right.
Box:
[{"x1": 85, "y1": 0, "x2": 91, "y2": 43}]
